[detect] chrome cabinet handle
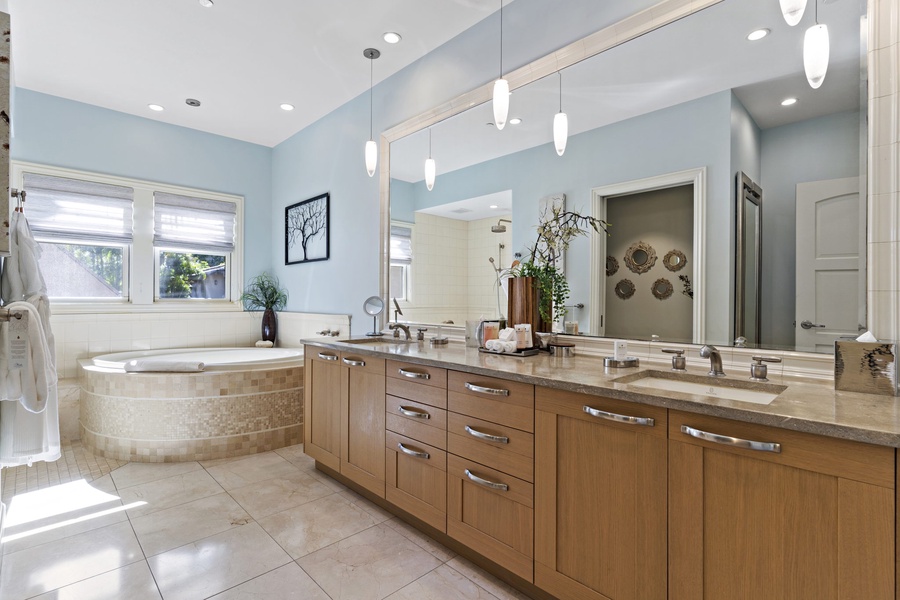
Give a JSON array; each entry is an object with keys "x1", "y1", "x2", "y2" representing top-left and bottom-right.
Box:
[
  {"x1": 399, "y1": 368, "x2": 430, "y2": 380},
  {"x1": 318, "y1": 352, "x2": 338, "y2": 361},
  {"x1": 681, "y1": 425, "x2": 781, "y2": 453},
  {"x1": 397, "y1": 442, "x2": 430, "y2": 459},
  {"x1": 342, "y1": 358, "x2": 365, "y2": 367},
  {"x1": 464, "y1": 468, "x2": 508, "y2": 491},
  {"x1": 464, "y1": 425, "x2": 509, "y2": 444},
  {"x1": 464, "y1": 382, "x2": 510, "y2": 396},
  {"x1": 398, "y1": 406, "x2": 430, "y2": 420},
  {"x1": 583, "y1": 405, "x2": 655, "y2": 427}
]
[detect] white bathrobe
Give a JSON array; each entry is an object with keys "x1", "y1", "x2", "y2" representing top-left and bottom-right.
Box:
[{"x1": 0, "y1": 212, "x2": 60, "y2": 467}]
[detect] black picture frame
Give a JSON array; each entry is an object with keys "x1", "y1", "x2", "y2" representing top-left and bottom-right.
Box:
[{"x1": 285, "y1": 192, "x2": 330, "y2": 265}]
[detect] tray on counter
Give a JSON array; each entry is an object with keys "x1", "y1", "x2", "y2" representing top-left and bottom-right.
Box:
[{"x1": 478, "y1": 347, "x2": 541, "y2": 357}]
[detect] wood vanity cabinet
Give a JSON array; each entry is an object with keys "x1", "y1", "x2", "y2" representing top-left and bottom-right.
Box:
[
  {"x1": 668, "y1": 410, "x2": 895, "y2": 600},
  {"x1": 446, "y1": 370, "x2": 535, "y2": 582},
  {"x1": 535, "y1": 386, "x2": 668, "y2": 600},
  {"x1": 303, "y1": 345, "x2": 387, "y2": 497},
  {"x1": 384, "y1": 360, "x2": 449, "y2": 531},
  {"x1": 303, "y1": 346, "x2": 342, "y2": 471}
]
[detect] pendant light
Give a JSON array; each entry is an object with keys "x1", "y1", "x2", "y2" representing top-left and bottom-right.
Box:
[
  {"x1": 553, "y1": 71, "x2": 568, "y2": 156},
  {"x1": 425, "y1": 128, "x2": 436, "y2": 191},
  {"x1": 779, "y1": 0, "x2": 807, "y2": 26},
  {"x1": 364, "y1": 48, "x2": 380, "y2": 177},
  {"x1": 803, "y1": 1, "x2": 829, "y2": 89},
  {"x1": 492, "y1": 0, "x2": 509, "y2": 130}
]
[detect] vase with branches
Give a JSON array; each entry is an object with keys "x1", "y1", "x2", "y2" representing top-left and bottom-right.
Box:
[{"x1": 240, "y1": 272, "x2": 288, "y2": 343}]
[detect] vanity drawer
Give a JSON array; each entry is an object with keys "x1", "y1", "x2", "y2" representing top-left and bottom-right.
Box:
[
  {"x1": 339, "y1": 352, "x2": 385, "y2": 375},
  {"x1": 386, "y1": 375, "x2": 447, "y2": 410},
  {"x1": 537, "y1": 386, "x2": 667, "y2": 440},
  {"x1": 385, "y1": 431, "x2": 447, "y2": 532},
  {"x1": 386, "y1": 395, "x2": 447, "y2": 450},
  {"x1": 447, "y1": 412, "x2": 534, "y2": 482},
  {"x1": 386, "y1": 360, "x2": 447, "y2": 388},
  {"x1": 448, "y1": 371, "x2": 534, "y2": 433}
]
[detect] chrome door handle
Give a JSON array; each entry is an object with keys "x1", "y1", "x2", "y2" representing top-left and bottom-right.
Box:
[
  {"x1": 318, "y1": 352, "x2": 338, "y2": 361},
  {"x1": 398, "y1": 368, "x2": 430, "y2": 380},
  {"x1": 583, "y1": 405, "x2": 655, "y2": 427},
  {"x1": 397, "y1": 442, "x2": 429, "y2": 459},
  {"x1": 800, "y1": 320, "x2": 826, "y2": 329},
  {"x1": 464, "y1": 425, "x2": 509, "y2": 444},
  {"x1": 464, "y1": 382, "x2": 510, "y2": 396},
  {"x1": 342, "y1": 358, "x2": 365, "y2": 367},
  {"x1": 681, "y1": 425, "x2": 781, "y2": 453},
  {"x1": 464, "y1": 468, "x2": 508, "y2": 491},
  {"x1": 398, "y1": 406, "x2": 430, "y2": 419}
]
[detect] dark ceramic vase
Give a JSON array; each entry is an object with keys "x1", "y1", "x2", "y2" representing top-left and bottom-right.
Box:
[{"x1": 261, "y1": 308, "x2": 277, "y2": 343}]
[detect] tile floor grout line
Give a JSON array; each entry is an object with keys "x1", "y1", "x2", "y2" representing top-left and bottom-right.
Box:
[{"x1": 442, "y1": 562, "x2": 507, "y2": 600}]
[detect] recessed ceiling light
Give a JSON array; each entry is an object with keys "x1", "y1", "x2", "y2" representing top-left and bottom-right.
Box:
[
  {"x1": 280, "y1": 103, "x2": 294, "y2": 111},
  {"x1": 509, "y1": 117, "x2": 522, "y2": 125},
  {"x1": 747, "y1": 28, "x2": 770, "y2": 41},
  {"x1": 781, "y1": 97, "x2": 798, "y2": 106},
  {"x1": 383, "y1": 32, "x2": 402, "y2": 44},
  {"x1": 148, "y1": 104, "x2": 164, "y2": 112},
  {"x1": 198, "y1": 0, "x2": 214, "y2": 7},
  {"x1": 489, "y1": 204, "x2": 499, "y2": 209},
  {"x1": 185, "y1": 98, "x2": 201, "y2": 107}
]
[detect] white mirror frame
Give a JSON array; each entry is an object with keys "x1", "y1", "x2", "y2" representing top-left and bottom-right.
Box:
[{"x1": 379, "y1": 0, "x2": 899, "y2": 354}]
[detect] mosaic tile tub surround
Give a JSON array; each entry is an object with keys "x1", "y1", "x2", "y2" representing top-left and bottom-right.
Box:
[{"x1": 79, "y1": 364, "x2": 304, "y2": 462}]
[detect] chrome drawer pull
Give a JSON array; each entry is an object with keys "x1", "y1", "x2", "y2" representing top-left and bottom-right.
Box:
[
  {"x1": 342, "y1": 358, "x2": 365, "y2": 367},
  {"x1": 681, "y1": 425, "x2": 781, "y2": 453},
  {"x1": 583, "y1": 405, "x2": 655, "y2": 427},
  {"x1": 318, "y1": 353, "x2": 338, "y2": 361},
  {"x1": 398, "y1": 442, "x2": 430, "y2": 459},
  {"x1": 399, "y1": 368, "x2": 430, "y2": 380},
  {"x1": 464, "y1": 425, "x2": 509, "y2": 444},
  {"x1": 464, "y1": 469, "x2": 509, "y2": 491},
  {"x1": 464, "y1": 382, "x2": 510, "y2": 396},
  {"x1": 398, "y1": 406, "x2": 431, "y2": 420}
]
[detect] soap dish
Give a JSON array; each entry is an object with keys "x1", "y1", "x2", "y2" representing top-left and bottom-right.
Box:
[{"x1": 604, "y1": 356, "x2": 640, "y2": 368}]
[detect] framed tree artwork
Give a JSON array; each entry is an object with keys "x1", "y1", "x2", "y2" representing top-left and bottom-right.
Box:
[{"x1": 285, "y1": 192, "x2": 330, "y2": 265}]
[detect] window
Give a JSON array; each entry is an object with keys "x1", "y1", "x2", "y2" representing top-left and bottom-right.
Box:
[
  {"x1": 15, "y1": 162, "x2": 243, "y2": 311},
  {"x1": 390, "y1": 224, "x2": 412, "y2": 301},
  {"x1": 153, "y1": 192, "x2": 236, "y2": 300},
  {"x1": 24, "y1": 172, "x2": 133, "y2": 299}
]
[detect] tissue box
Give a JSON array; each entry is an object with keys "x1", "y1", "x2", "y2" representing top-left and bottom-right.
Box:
[{"x1": 834, "y1": 341, "x2": 899, "y2": 396}]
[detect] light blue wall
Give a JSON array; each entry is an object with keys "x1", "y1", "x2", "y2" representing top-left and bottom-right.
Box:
[
  {"x1": 270, "y1": 0, "x2": 666, "y2": 332},
  {"x1": 389, "y1": 179, "x2": 415, "y2": 224},
  {"x1": 759, "y1": 110, "x2": 860, "y2": 348},
  {"x1": 11, "y1": 89, "x2": 273, "y2": 279},
  {"x1": 401, "y1": 91, "x2": 735, "y2": 343}
]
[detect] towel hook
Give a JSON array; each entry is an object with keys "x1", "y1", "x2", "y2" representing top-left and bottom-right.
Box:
[{"x1": 10, "y1": 188, "x2": 25, "y2": 213}]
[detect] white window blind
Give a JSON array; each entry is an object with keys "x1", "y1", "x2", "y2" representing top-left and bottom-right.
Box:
[
  {"x1": 154, "y1": 192, "x2": 236, "y2": 253},
  {"x1": 390, "y1": 225, "x2": 412, "y2": 265},
  {"x1": 24, "y1": 172, "x2": 134, "y2": 243}
]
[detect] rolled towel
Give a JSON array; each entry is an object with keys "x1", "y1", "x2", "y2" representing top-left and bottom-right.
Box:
[
  {"x1": 255, "y1": 340, "x2": 274, "y2": 348},
  {"x1": 498, "y1": 327, "x2": 517, "y2": 342},
  {"x1": 484, "y1": 339, "x2": 518, "y2": 353},
  {"x1": 124, "y1": 360, "x2": 205, "y2": 373}
]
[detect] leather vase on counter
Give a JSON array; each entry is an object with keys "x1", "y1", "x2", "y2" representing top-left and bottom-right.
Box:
[
  {"x1": 261, "y1": 308, "x2": 278, "y2": 343},
  {"x1": 507, "y1": 276, "x2": 551, "y2": 346}
]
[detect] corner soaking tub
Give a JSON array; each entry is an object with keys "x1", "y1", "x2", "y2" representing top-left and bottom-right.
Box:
[{"x1": 79, "y1": 347, "x2": 304, "y2": 462}]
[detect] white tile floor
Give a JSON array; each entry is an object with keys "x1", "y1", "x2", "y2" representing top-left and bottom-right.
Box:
[{"x1": 0, "y1": 444, "x2": 533, "y2": 600}]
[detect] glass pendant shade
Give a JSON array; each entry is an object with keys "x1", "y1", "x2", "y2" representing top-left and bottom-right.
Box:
[
  {"x1": 365, "y1": 139, "x2": 377, "y2": 177},
  {"x1": 779, "y1": 0, "x2": 807, "y2": 26},
  {"x1": 803, "y1": 23, "x2": 829, "y2": 89},
  {"x1": 424, "y1": 158, "x2": 436, "y2": 191},
  {"x1": 553, "y1": 112, "x2": 568, "y2": 156},
  {"x1": 493, "y1": 78, "x2": 510, "y2": 130}
]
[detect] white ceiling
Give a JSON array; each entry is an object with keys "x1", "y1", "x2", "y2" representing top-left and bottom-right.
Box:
[
  {"x1": 9, "y1": 0, "x2": 505, "y2": 147},
  {"x1": 390, "y1": 0, "x2": 865, "y2": 183}
]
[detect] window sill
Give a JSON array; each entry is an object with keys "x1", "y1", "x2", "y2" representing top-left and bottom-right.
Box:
[{"x1": 50, "y1": 300, "x2": 244, "y2": 315}]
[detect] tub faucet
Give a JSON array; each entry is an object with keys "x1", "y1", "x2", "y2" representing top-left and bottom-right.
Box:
[
  {"x1": 699, "y1": 344, "x2": 725, "y2": 377},
  {"x1": 389, "y1": 322, "x2": 411, "y2": 340}
]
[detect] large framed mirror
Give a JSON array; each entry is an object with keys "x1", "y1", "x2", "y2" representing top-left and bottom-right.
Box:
[{"x1": 381, "y1": 0, "x2": 868, "y2": 354}]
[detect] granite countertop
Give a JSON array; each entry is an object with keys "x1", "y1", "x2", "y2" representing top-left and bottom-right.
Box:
[{"x1": 304, "y1": 338, "x2": 900, "y2": 448}]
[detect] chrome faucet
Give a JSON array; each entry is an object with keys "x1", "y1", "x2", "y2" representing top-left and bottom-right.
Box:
[
  {"x1": 699, "y1": 344, "x2": 725, "y2": 377},
  {"x1": 389, "y1": 322, "x2": 411, "y2": 340}
]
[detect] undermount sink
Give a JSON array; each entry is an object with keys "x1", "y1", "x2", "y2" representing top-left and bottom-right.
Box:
[
  {"x1": 614, "y1": 370, "x2": 786, "y2": 405},
  {"x1": 341, "y1": 337, "x2": 415, "y2": 345}
]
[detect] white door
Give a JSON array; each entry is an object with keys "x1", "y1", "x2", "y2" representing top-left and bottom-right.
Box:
[{"x1": 795, "y1": 177, "x2": 863, "y2": 352}]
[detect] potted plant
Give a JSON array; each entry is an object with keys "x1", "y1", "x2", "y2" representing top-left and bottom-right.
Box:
[
  {"x1": 240, "y1": 272, "x2": 288, "y2": 344},
  {"x1": 507, "y1": 205, "x2": 609, "y2": 336}
]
